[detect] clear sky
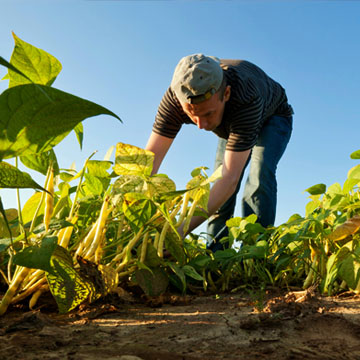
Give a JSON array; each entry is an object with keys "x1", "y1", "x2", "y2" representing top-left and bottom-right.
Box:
[{"x1": 1, "y1": 1, "x2": 359, "y2": 234}]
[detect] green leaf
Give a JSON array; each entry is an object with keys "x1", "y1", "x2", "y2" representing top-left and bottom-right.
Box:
[
  {"x1": 0, "y1": 200, "x2": 17, "y2": 238},
  {"x1": 226, "y1": 214, "x2": 261, "y2": 243},
  {"x1": 305, "y1": 183, "x2": 326, "y2": 195},
  {"x1": 53, "y1": 183, "x2": 71, "y2": 218},
  {"x1": 164, "y1": 230, "x2": 185, "y2": 265},
  {"x1": 12, "y1": 236, "x2": 58, "y2": 273},
  {"x1": 32, "y1": 218, "x2": 74, "y2": 234},
  {"x1": 188, "y1": 255, "x2": 211, "y2": 271},
  {"x1": 244, "y1": 222, "x2": 265, "y2": 235},
  {"x1": 338, "y1": 247, "x2": 360, "y2": 290},
  {"x1": 112, "y1": 175, "x2": 145, "y2": 196},
  {"x1": 21, "y1": 191, "x2": 44, "y2": 225},
  {"x1": 226, "y1": 217, "x2": 242, "y2": 228},
  {"x1": 200, "y1": 165, "x2": 223, "y2": 186},
  {"x1": 20, "y1": 149, "x2": 59, "y2": 176},
  {"x1": 244, "y1": 214, "x2": 258, "y2": 224},
  {"x1": 147, "y1": 174, "x2": 176, "y2": 198},
  {"x1": 60, "y1": 171, "x2": 76, "y2": 183},
  {"x1": 322, "y1": 253, "x2": 340, "y2": 294},
  {"x1": 168, "y1": 263, "x2": 186, "y2": 293},
  {"x1": 350, "y1": 150, "x2": 360, "y2": 159},
  {"x1": 87, "y1": 160, "x2": 112, "y2": 178},
  {"x1": 214, "y1": 248, "x2": 237, "y2": 263},
  {"x1": 305, "y1": 197, "x2": 321, "y2": 216},
  {"x1": 142, "y1": 243, "x2": 161, "y2": 267},
  {"x1": 134, "y1": 267, "x2": 169, "y2": 296},
  {"x1": 343, "y1": 178, "x2": 359, "y2": 194},
  {"x1": 0, "y1": 55, "x2": 32, "y2": 83},
  {"x1": 46, "y1": 247, "x2": 98, "y2": 313},
  {"x1": 123, "y1": 193, "x2": 157, "y2": 232},
  {"x1": 155, "y1": 189, "x2": 187, "y2": 202},
  {"x1": 0, "y1": 238, "x2": 12, "y2": 253},
  {"x1": 187, "y1": 173, "x2": 206, "y2": 191},
  {"x1": 0, "y1": 84, "x2": 121, "y2": 160},
  {"x1": 182, "y1": 265, "x2": 204, "y2": 281},
  {"x1": 190, "y1": 166, "x2": 209, "y2": 178},
  {"x1": 6, "y1": 32, "x2": 62, "y2": 87},
  {"x1": 73, "y1": 122, "x2": 84, "y2": 150},
  {"x1": 0, "y1": 161, "x2": 46, "y2": 191},
  {"x1": 83, "y1": 173, "x2": 104, "y2": 196},
  {"x1": 348, "y1": 165, "x2": 360, "y2": 181},
  {"x1": 326, "y1": 182, "x2": 342, "y2": 196},
  {"x1": 114, "y1": 143, "x2": 154, "y2": 177}
]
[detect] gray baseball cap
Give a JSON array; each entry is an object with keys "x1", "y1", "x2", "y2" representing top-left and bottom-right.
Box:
[{"x1": 171, "y1": 54, "x2": 223, "y2": 104}]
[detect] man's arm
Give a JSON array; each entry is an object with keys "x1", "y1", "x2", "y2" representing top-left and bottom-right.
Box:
[
  {"x1": 145, "y1": 131, "x2": 174, "y2": 175},
  {"x1": 180, "y1": 148, "x2": 251, "y2": 236}
]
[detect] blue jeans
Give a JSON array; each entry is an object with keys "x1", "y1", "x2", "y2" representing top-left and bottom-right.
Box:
[{"x1": 206, "y1": 115, "x2": 293, "y2": 251}]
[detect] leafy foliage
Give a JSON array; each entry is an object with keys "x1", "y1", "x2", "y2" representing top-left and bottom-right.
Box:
[
  {"x1": 0, "y1": 161, "x2": 46, "y2": 191},
  {"x1": 0, "y1": 84, "x2": 121, "y2": 160},
  {"x1": 0, "y1": 33, "x2": 360, "y2": 317}
]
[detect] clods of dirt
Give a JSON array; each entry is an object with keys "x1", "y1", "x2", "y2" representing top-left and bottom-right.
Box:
[{"x1": 1, "y1": 289, "x2": 360, "y2": 360}]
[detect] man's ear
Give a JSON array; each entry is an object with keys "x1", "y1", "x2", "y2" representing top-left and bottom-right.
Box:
[{"x1": 224, "y1": 85, "x2": 231, "y2": 102}]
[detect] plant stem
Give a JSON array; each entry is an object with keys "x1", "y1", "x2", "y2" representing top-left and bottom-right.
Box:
[
  {"x1": 140, "y1": 232, "x2": 150, "y2": 263},
  {"x1": 15, "y1": 158, "x2": 26, "y2": 237},
  {"x1": 0, "y1": 266, "x2": 30, "y2": 316},
  {"x1": 69, "y1": 151, "x2": 97, "y2": 219},
  {"x1": 158, "y1": 222, "x2": 170, "y2": 258},
  {"x1": 182, "y1": 199, "x2": 199, "y2": 234},
  {"x1": 174, "y1": 192, "x2": 190, "y2": 227},
  {"x1": 29, "y1": 166, "x2": 52, "y2": 234}
]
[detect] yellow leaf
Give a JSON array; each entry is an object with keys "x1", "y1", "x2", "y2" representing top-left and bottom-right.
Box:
[
  {"x1": 327, "y1": 215, "x2": 360, "y2": 241},
  {"x1": 114, "y1": 143, "x2": 154, "y2": 177}
]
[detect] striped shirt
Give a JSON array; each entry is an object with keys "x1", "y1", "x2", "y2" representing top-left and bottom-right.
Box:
[{"x1": 152, "y1": 60, "x2": 294, "y2": 152}]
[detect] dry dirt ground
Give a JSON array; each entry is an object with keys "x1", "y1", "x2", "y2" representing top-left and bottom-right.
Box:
[{"x1": 1, "y1": 288, "x2": 360, "y2": 360}]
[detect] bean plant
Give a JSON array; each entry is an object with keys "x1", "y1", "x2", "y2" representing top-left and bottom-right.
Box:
[{"x1": 1, "y1": 33, "x2": 360, "y2": 316}]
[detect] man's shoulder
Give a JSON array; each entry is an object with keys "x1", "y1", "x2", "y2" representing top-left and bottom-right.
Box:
[{"x1": 161, "y1": 86, "x2": 181, "y2": 109}]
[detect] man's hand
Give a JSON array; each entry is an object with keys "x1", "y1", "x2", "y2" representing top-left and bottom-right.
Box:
[{"x1": 182, "y1": 149, "x2": 251, "y2": 235}]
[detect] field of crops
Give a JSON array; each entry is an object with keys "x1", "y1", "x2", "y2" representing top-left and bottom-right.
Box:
[{"x1": 1, "y1": 34, "x2": 360, "y2": 359}]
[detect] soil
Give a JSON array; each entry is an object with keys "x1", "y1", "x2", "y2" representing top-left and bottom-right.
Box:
[{"x1": 1, "y1": 287, "x2": 360, "y2": 360}]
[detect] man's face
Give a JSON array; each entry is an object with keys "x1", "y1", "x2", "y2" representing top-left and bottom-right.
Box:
[{"x1": 181, "y1": 86, "x2": 231, "y2": 131}]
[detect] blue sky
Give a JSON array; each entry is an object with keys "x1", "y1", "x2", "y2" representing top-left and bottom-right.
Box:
[{"x1": 1, "y1": 1, "x2": 359, "y2": 234}]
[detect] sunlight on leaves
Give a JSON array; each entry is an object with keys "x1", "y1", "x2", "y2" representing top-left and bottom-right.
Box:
[
  {"x1": 327, "y1": 215, "x2": 360, "y2": 242},
  {"x1": 20, "y1": 149, "x2": 59, "y2": 176},
  {"x1": 114, "y1": 143, "x2": 154, "y2": 177},
  {"x1": 21, "y1": 192, "x2": 44, "y2": 225},
  {"x1": 0, "y1": 84, "x2": 121, "y2": 160},
  {"x1": 87, "y1": 160, "x2": 112, "y2": 178},
  {"x1": 147, "y1": 174, "x2": 176, "y2": 198},
  {"x1": 83, "y1": 173, "x2": 104, "y2": 196},
  {"x1": 46, "y1": 247, "x2": 98, "y2": 314},
  {"x1": 348, "y1": 165, "x2": 360, "y2": 181},
  {"x1": 6, "y1": 32, "x2": 62, "y2": 87},
  {"x1": 0, "y1": 161, "x2": 46, "y2": 191},
  {"x1": 112, "y1": 175, "x2": 145, "y2": 196}
]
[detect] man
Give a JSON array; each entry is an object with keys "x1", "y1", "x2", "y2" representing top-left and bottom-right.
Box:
[{"x1": 145, "y1": 54, "x2": 293, "y2": 251}]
